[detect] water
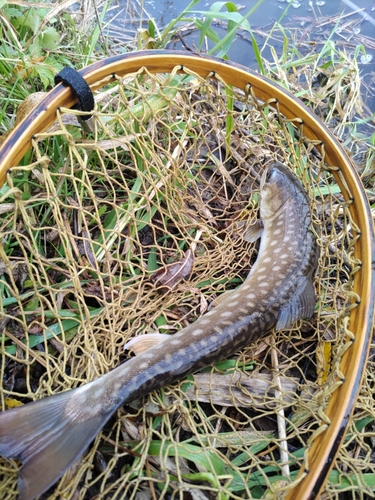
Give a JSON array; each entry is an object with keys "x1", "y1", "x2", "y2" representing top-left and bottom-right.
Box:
[{"x1": 106, "y1": 0, "x2": 375, "y2": 109}]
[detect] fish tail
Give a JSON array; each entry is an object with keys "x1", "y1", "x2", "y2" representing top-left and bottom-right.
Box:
[{"x1": 0, "y1": 382, "x2": 116, "y2": 500}]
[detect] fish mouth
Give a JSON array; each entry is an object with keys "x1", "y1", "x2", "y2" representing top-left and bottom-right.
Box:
[
  {"x1": 260, "y1": 166, "x2": 269, "y2": 190},
  {"x1": 261, "y1": 161, "x2": 301, "y2": 193}
]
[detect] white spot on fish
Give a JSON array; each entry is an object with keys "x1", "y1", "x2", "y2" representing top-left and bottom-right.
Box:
[
  {"x1": 139, "y1": 362, "x2": 149, "y2": 369},
  {"x1": 199, "y1": 318, "x2": 211, "y2": 325},
  {"x1": 247, "y1": 293, "x2": 256, "y2": 299},
  {"x1": 142, "y1": 351, "x2": 156, "y2": 358},
  {"x1": 113, "y1": 382, "x2": 122, "y2": 393},
  {"x1": 239, "y1": 283, "x2": 251, "y2": 290},
  {"x1": 92, "y1": 403, "x2": 106, "y2": 415},
  {"x1": 94, "y1": 386, "x2": 107, "y2": 399},
  {"x1": 273, "y1": 229, "x2": 281, "y2": 235},
  {"x1": 220, "y1": 311, "x2": 233, "y2": 318},
  {"x1": 263, "y1": 257, "x2": 271, "y2": 263},
  {"x1": 258, "y1": 282, "x2": 269, "y2": 287},
  {"x1": 221, "y1": 320, "x2": 235, "y2": 326},
  {"x1": 170, "y1": 339, "x2": 182, "y2": 345},
  {"x1": 243, "y1": 303, "x2": 254, "y2": 310},
  {"x1": 124, "y1": 381, "x2": 138, "y2": 392},
  {"x1": 192, "y1": 328, "x2": 204, "y2": 336},
  {"x1": 152, "y1": 365, "x2": 164, "y2": 376}
]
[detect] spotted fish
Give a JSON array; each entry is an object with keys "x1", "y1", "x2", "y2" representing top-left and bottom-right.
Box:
[{"x1": 0, "y1": 162, "x2": 318, "y2": 500}]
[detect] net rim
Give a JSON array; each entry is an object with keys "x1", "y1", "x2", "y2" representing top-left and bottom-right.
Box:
[{"x1": 0, "y1": 49, "x2": 373, "y2": 500}]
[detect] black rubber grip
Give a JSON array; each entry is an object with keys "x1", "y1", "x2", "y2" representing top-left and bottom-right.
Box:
[{"x1": 54, "y1": 67, "x2": 94, "y2": 120}]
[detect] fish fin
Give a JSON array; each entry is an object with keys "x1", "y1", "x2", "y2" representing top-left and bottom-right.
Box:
[
  {"x1": 0, "y1": 383, "x2": 115, "y2": 500},
  {"x1": 276, "y1": 277, "x2": 316, "y2": 330},
  {"x1": 124, "y1": 333, "x2": 170, "y2": 355},
  {"x1": 244, "y1": 220, "x2": 263, "y2": 242}
]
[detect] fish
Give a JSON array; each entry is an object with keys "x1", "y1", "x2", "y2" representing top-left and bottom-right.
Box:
[{"x1": 0, "y1": 161, "x2": 318, "y2": 500}]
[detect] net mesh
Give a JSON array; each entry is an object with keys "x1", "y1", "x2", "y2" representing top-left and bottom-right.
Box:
[{"x1": 0, "y1": 65, "x2": 366, "y2": 499}]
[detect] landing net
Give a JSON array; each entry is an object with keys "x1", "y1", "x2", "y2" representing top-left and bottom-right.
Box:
[{"x1": 0, "y1": 63, "x2": 370, "y2": 499}]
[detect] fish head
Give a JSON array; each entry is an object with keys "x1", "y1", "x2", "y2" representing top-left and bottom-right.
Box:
[{"x1": 260, "y1": 162, "x2": 301, "y2": 220}]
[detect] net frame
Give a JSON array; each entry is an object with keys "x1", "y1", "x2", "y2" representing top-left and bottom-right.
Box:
[{"x1": 0, "y1": 50, "x2": 373, "y2": 499}]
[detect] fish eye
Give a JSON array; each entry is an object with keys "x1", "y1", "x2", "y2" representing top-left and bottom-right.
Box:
[
  {"x1": 260, "y1": 164, "x2": 281, "y2": 189},
  {"x1": 265, "y1": 167, "x2": 275, "y2": 183}
]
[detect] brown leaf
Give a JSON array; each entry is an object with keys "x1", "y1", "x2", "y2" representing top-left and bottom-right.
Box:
[
  {"x1": 151, "y1": 249, "x2": 194, "y2": 291},
  {"x1": 85, "y1": 284, "x2": 115, "y2": 302},
  {"x1": 28, "y1": 323, "x2": 43, "y2": 335}
]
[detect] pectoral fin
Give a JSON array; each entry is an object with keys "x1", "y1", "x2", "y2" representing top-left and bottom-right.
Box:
[
  {"x1": 244, "y1": 220, "x2": 263, "y2": 242},
  {"x1": 276, "y1": 277, "x2": 316, "y2": 330},
  {"x1": 124, "y1": 333, "x2": 169, "y2": 355}
]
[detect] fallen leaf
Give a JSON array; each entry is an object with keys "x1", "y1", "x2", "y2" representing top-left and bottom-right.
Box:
[
  {"x1": 183, "y1": 371, "x2": 314, "y2": 409},
  {"x1": 151, "y1": 249, "x2": 194, "y2": 291},
  {"x1": 5, "y1": 398, "x2": 23, "y2": 409}
]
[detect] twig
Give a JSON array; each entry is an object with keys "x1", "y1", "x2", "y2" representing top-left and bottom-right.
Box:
[
  {"x1": 5, "y1": 330, "x2": 48, "y2": 369},
  {"x1": 270, "y1": 336, "x2": 290, "y2": 477},
  {"x1": 341, "y1": 0, "x2": 375, "y2": 27}
]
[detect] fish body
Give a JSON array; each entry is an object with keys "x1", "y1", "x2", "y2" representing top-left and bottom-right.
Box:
[{"x1": 0, "y1": 162, "x2": 318, "y2": 500}]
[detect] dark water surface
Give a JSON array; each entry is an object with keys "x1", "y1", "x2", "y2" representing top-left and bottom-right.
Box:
[{"x1": 107, "y1": 0, "x2": 375, "y2": 110}]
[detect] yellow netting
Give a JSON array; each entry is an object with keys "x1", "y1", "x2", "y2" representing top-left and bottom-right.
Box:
[{"x1": 0, "y1": 66, "x2": 364, "y2": 499}]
